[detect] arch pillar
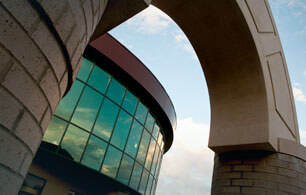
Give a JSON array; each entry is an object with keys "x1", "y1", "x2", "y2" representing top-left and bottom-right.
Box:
[{"x1": 0, "y1": 0, "x2": 109, "y2": 193}]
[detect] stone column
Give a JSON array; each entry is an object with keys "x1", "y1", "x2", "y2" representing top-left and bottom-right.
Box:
[
  {"x1": 0, "y1": 0, "x2": 108, "y2": 193},
  {"x1": 211, "y1": 151, "x2": 306, "y2": 195}
]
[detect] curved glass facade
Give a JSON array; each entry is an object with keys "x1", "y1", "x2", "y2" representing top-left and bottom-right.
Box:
[{"x1": 42, "y1": 58, "x2": 165, "y2": 195}]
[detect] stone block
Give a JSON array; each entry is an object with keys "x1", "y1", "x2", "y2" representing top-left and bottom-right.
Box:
[
  {"x1": 55, "y1": 5, "x2": 75, "y2": 43},
  {"x1": 266, "y1": 158, "x2": 288, "y2": 168},
  {"x1": 59, "y1": 71, "x2": 68, "y2": 97},
  {"x1": 233, "y1": 165, "x2": 253, "y2": 172},
  {"x1": 1, "y1": 0, "x2": 40, "y2": 34},
  {"x1": 232, "y1": 179, "x2": 253, "y2": 186},
  {"x1": 39, "y1": 68, "x2": 60, "y2": 113},
  {"x1": 31, "y1": 21, "x2": 66, "y2": 81},
  {"x1": 40, "y1": 0, "x2": 67, "y2": 23},
  {"x1": 253, "y1": 180, "x2": 277, "y2": 189},
  {"x1": 214, "y1": 186, "x2": 240, "y2": 194},
  {"x1": 218, "y1": 165, "x2": 232, "y2": 173},
  {"x1": 82, "y1": 0, "x2": 93, "y2": 38},
  {"x1": 266, "y1": 173, "x2": 289, "y2": 184},
  {"x1": 278, "y1": 183, "x2": 299, "y2": 194},
  {"x1": 217, "y1": 172, "x2": 242, "y2": 179},
  {"x1": 0, "y1": 5, "x2": 47, "y2": 81},
  {"x1": 40, "y1": 107, "x2": 51, "y2": 133},
  {"x1": 278, "y1": 167, "x2": 297, "y2": 178},
  {"x1": 66, "y1": 25, "x2": 80, "y2": 58},
  {"x1": 0, "y1": 87, "x2": 23, "y2": 130},
  {"x1": 67, "y1": 0, "x2": 86, "y2": 39},
  {"x1": 215, "y1": 179, "x2": 231, "y2": 186},
  {"x1": 243, "y1": 172, "x2": 265, "y2": 180},
  {"x1": 0, "y1": 127, "x2": 28, "y2": 172},
  {"x1": 14, "y1": 111, "x2": 43, "y2": 154},
  {"x1": 19, "y1": 152, "x2": 33, "y2": 177},
  {"x1": 0, "y1": 166, "x2": 23, "y2": 195},
  {"x1": 254, "y1": 165, "x2": 277, "y2": 173},
  {"x1": 241, "y1": 186, "x2": 265, "y2": 194},
  {"x1": 266, "y1": 189, "x2": 288, "y2": 195},
  {"x1": 2, "y1": 63, "x2": 48, "y2": 121}
]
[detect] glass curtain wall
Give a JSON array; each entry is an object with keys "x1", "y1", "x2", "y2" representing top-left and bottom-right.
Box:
[{"x1": 42, "y1": 58, "x2": 165, "y2": 195}]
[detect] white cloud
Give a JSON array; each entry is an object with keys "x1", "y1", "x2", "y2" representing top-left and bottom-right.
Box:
[
  {"x1": 126, "y1": 6, "x2": 171, "y2": 34},
  {"x1": 173, "y1": 33, "x2": 198, "y2": 60},
  {"x1": 174, "y1": 34, "x2": 188, "y2": 42},
  {"x1": 293, "y1": 87, "x2": 306, "y2": 103},
  {"x1": 300, "y1": 129, "x2": 306, "y2": 146},
  {"x1": 304, "y1": 70, "x2": 306, "y2": 75},
  {"x1": 294, "y1": 82, "x2": 301, "y2": 86},
  {"x1": 156, "y1": 118, "x2": 214, "y2": 195}
]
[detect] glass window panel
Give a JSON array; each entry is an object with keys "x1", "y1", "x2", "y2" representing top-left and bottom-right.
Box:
[
  {"x1": 43, "y1": 116, "x2": 67, "y2": 145},
  {"x1": 152, "y1": 123, "x2": 159, "y2": 140},
  {"x1": 19, "y1": 174, "x2": 46, "y2": 195},
  {"x1": 106, "y1": 78, "x2": 125, "y2": 105},
  {"x1": 138, "y1": 169, "x2": 149, "y2": 194},
  {"x1": 110, "y1": 110, "x2": 133, "y2": 150},
  {"x1": 157, "y1": 132, "x2": 163, "y2": 146},
  {"x1": 71, "y1": 87, "x2": 103, "y2": 131},
  {"x1": 125, "y1": 120, "x2": 143, "y2": 158},
  {"x1": 129, "y1": 162, "x2": 142, "y2": 190},
  {"x1": 87, "y1": 65, "x2": 111, "y2": 94},
  {"x1": 161, "y1": 141, "x2": 164, "y2": 151},
  {"x1": 135, "y1": 102, "x2": 148, "y2": 125},
  {"x1": 151, "y1": 144, "x2": 160, "y2": 175},
  {"x1": 55, "y1": 80, "x2": 84, "y2": 120},
  {"x1": 122, "y1": 90, "x2": 138, "y2": 115},
  {"x1": 136, "y1": 130, "x2": 150, "y2": 165},
  {"x1": 92, "y1": 99, "x2": 119, "y2": 141},
  {"x1": 144, "y1": 138, "x2": 156, "y2": 170},
  {"x1": 117, "y1": 154, "x2": 134, "y2": 185},
  {"x1": 150, "y1": 180, "x2": 156, "y2": 195},
  {"x1": 145, "y1": 175, "x2": 154, "y2": 195},
  {"x1": 60, "y1": 125, "x2": 89, "y2": 162},
  {"x1": 145, "y1": 113, "x2": 155, "y2": 133},
  {"x1": 77, "y1": 58, "x2": 93, "y2": 82},
  {"x1": 81, "y1": 136, "x2": 107, "y2": 171},
  {"x1": 101, "y1": 145, "x2": 122, "y2": 179},
  {"x1": 155, "y1": 154, "x2": 163, "y2": 177}
]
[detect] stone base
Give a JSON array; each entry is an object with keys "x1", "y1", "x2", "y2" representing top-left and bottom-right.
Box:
[{"x1": 211, "y1": 151, "x2": 306, "y2": 194}]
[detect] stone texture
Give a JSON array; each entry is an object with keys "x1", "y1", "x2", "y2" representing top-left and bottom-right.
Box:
[{"x1": 212, "y1": 152, "x2": 306, "y2": 194}]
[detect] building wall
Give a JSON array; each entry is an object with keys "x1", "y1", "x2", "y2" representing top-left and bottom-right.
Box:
[
  {"x1": 0, "y1": 0, "x2": 108, "y2": 194},
  {"x1": 212, "y1": 152, "x2": 306, "y2": 194}
]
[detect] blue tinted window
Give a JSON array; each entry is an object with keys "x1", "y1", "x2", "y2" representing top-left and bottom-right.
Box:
[
  {"x1": 87, "y1": 66, "x2": 111, "y2": 94},
  {"x1": 117, "y1": 154, "x2": 134, "y2": 185},
  {"x1": 77, "y1": 58, "x2": 93, "y2": 82},
  {"x1": 92, "y1": 99, "x2": 119, "y2": 141},
  {"x1": 71, "y1": 87, "x2": 103, "y2": 131},
  {"x1": 101, "y1": 145, "x2": 122, "y2": 178},
  {"x1": 145, "y1": 174, "x2": 154, "y2": 195},
  {"x1": 122, "y1": 91, "x2": 138, "y2": 115},
  {"x1": 110, "y1": 110, "x2": 133, "y2": 150},
  {"x1": 106, "y1": 78, "x2": 125, "y2": 105},
  {"x1": 135, "y1": 102, "x2": 148, "y2": 125},
  {"x1": 129, "y1": 162, "x2": 142, "y2": 190},
  {"x1": 43, "y1": 116, "x2": 67, "y2": 145},
  {"x1": 136, "y1": 130, "x2": 150, "y2": 165},
  {"x1": 138, "y1": 169, "x2": 149, "y2": 194},
  {"x1": 60, "y1": 124, "x2": 89, "y2": 162},
  {"x1": 145, "y1": 113, "x2": 154, "y2": 133},
  {"x1": 81, "y1": 136, "x2": 107, "y2": 171},
  {"x1": 125, "y1": 120, "x2": 143, "y2": 158},
  {"x1": 55, "y1": 80, "x2": 84, "y2": 120},
  {"x1": 144, "y1": 137, "x2": 156, "y2": 170},
  {"x1": 152, "y1": 123, "x2": 159, "y2": 140}
]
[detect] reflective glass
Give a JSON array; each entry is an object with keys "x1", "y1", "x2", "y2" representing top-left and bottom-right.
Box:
[
  {"x1": 144, "y1": 138, "x2": 156, "y2": 170},
  {"x1": 157, "y1": 132, "x2": 163, "y2": 146},
  {"x1": 71, "y1": 87, "x2": 103, "y2": 131},
  {"x1": 129, "y1": 162, "x2": 142, "y2": 190},
  {"x1": 152, "y1": 123, "x2": 159, "y2": 140},
  {"x1": 145, "y1": 113, "x2": 154, "y2": 133},
  {"x1": 125, "y1": 120, "x2": 143, "y2": 158},
  {"x1": 88, "y1": 66, "x2": 110, "y2": 94},
  {"x1": 92, "y1": 99, "x2": 119, "y2": 141},
  {"x1": 101, "y1": 145, "x2": 122, "y2": 178},
  {"x1": 106, "y1": 78, "x2": 125, "y2": 105},
  {"x1": 122, "y1": 91, "x2": 138, "y2": 115},
  {"x1": 60, "y1": 125, "x2": 89, "y2": 162},
  {"x1": 136, "y1": 130, "x2": 150, "y2": 165},
  {"x1": 145, "y1": 174, "x2": 154, "y2": 195},
  {"x1": 110, "y1": 110, "x2": 133, "y2": 150},
  {"x1": 43, "y1": 116, "x2": 67, "y2": 145},
  {"x1": 150, "y1": 180, "x2": 156, "y2": 195},
  {"x1": 151, "y1": 145, "x2": 160, "y2": 175},
  {"x1": 135, "y1": 102, "x2": 148, "y2": 125},
  {"x1": 54, "y1": 80, "x2": 84, "y2": 120},
  {"x1": 77, "y1": 58, "x2": 93, "y2": 82},
  {"x1": 155, "y1": 154, "x2": 163, "y2": 177},
  {"x1": 117, "y1": 154, "x2": 134, "y2": 185},
  {"x1": 81, "y1": 136, "x2": 107, "y2": 171},
  {"x1": 138, "y1": 169, "x2": 149, "y2": 194}
]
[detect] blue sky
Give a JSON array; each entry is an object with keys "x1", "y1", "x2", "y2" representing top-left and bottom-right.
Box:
[{"x1": 110, "y1": 1, "x2": 306, "y2": 194}]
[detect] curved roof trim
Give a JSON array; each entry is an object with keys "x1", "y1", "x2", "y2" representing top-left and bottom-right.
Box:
[{"x1": 89, "y1": 33, "x2": 177, "y2": 152}]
